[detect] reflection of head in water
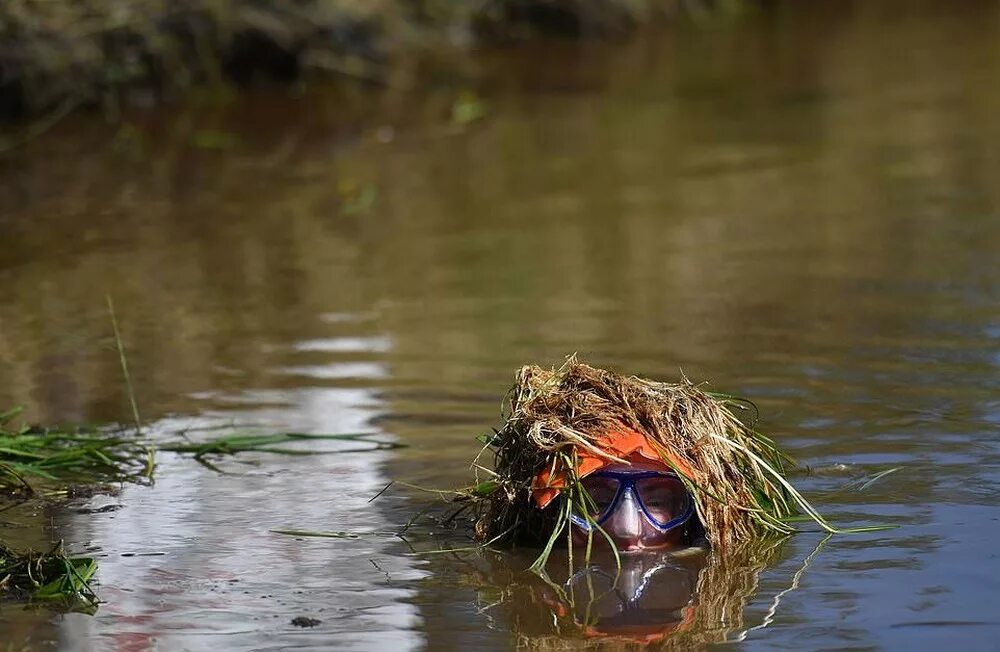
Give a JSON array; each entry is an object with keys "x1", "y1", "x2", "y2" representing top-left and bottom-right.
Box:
[
  {"x1": 468, "y1": 539, "x2": 787, "y2": 648},
  {"x1": 560, "y1": 550, "x2": 699, "y2": 643}
]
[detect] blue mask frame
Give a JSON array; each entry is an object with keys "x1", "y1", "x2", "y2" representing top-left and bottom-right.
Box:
[{"x1": 569, "y1": 470, "x2": 694, "y2": 533}]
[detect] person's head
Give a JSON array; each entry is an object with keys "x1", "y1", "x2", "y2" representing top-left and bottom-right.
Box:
[{"x1": 532, "y1": 427, "x2": 700, "y2": 552}]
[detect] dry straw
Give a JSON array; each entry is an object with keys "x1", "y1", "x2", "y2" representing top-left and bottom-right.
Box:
[{"x1": 467, "y1": 357, "x2": 878, "y2": 567}]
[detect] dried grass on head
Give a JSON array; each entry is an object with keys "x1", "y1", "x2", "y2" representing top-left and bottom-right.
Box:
[{"x1": 469, "y1": 358, "x2": 836, "y2": 559}]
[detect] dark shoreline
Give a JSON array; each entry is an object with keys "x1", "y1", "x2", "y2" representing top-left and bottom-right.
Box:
[{"x1": 0, "y1": 0, "x2": 700, "y2": 123}]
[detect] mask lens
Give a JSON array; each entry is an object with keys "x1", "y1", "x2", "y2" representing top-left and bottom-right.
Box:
[
  {"x1": 580, "y1": 476, "x2": 620, "y2": 519},
  {"x1": 635, "y1": 475, "x2": 688, "y2": 527}
]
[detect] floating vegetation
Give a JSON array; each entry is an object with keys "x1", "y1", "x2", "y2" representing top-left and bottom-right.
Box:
[
  {"x1": 0, "y1": 406, "x2": 400, "y2": 609},
  {"x1": 463, "y1": 358, "x2": 890, "y2": 571},
  {"x1": 271, "y1": 529, "x2": 368, "y2": 540},
  {"x1": 0, "y1": 407, "x2": 153, "y2": 494},
  {"x1": 0, "y1": 296, "x2": 406, "y2": 612},
  {"x1": 336, "y1": 177, "x2": 379, "y2": 217},
  {"x1": 159, "y1": 432, "x2": 400, "y2": 460},
  {"x1": 450, "y1": 90, "x2": 488, "y2": 127},
  {"x1": 0, "y1": 541, "x2": 98, "y2": 611},
  {"x1": 0, "y1": 406, "x2": 399, "y2": 496}
]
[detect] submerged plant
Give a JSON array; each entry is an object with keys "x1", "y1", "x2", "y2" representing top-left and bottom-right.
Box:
[
  {"x1": 465, "y1": 357, "x2": 885, "y2": 570},
  {"x1": 0, "y1": 541, "x2": 98, "y2": 610}
]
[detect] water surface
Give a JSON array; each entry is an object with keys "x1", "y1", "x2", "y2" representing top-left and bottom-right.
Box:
[{"x1": 1, "y1": 1, "x2": 999, "y2": 649}]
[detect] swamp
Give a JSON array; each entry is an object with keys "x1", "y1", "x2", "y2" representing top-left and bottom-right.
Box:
[{"x1": 1, "y1": 0, "x2": 999, "y2": 649}]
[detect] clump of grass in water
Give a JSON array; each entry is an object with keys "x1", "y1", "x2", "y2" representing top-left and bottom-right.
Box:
[
  {"x1": 0, "y1": 541, "x2": 98, "y2": 611},
  {"x1": 0, "y1": 406, "x2": 398, "y2": 495},
  {"x1": 0, "y1": 298, "x2": 403, "y2": 608},
  {"x1": 0, "y1": 408, "x2": 398, "y2": 606},
  {"x1": 0, "y1": 407, "x2": 154, "y2": 494}
]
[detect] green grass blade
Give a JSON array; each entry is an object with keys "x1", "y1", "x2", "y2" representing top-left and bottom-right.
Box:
[{"x1": 270, "y1": 529, "x2": 363, "y2": 539}]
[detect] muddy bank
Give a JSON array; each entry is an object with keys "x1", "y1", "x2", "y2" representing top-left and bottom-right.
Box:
[{"x1": 0, "y1": 0, "x2": 696, "y2": 121}]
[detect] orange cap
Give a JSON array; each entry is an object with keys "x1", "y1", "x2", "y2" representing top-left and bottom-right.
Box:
[{"x1": 531, "y1": 426, "x2": 695, "y2": 509}]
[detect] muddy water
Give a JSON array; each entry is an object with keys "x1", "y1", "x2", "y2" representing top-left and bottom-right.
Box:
[{"x1": 2, "y1": 1, "x2": 1000, "y2": 649}]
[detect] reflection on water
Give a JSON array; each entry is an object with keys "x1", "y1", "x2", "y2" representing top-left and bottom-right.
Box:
[
  {"x1": 461, "y1": 540, "x2": 795, "y2": 649},
  {"x1": 2, "y1": 0, "x2": 1000, "y2": 649},
  {"x1": 60, "y1": 360, "x2": 426, "y2": 651},
  {"x1": 471, "y1": 549, "x2": 704, "y2": 648}
]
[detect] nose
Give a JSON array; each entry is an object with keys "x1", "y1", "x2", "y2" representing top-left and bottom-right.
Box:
[{"x1": 606, "y1": 488, "x2": 643, "y2": 549}]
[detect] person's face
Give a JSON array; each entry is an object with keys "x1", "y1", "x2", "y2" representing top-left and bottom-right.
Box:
[{"x1": 573, "y1": 455, "x2": 690, "y2": 552}]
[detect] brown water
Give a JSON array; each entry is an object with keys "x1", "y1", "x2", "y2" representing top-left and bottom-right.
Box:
[{"x1": 2, "y1": 1, "x2": 1000, "y2": 649}]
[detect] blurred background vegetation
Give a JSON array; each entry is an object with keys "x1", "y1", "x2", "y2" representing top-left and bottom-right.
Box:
[{"x1": 0, "y1": 0, "x2": 746, "y2": 121}]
